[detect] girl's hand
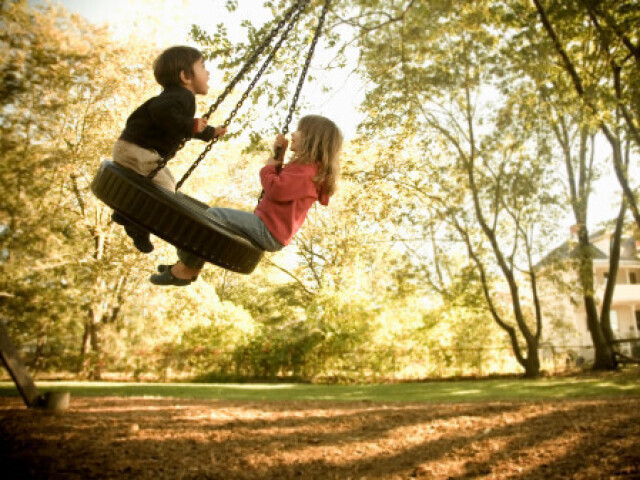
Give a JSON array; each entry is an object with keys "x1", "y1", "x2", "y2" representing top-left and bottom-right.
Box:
[
  {"x1": 273, "y1": 134, "x2": 289, "y2": 151},
  {"x1": 194, "y1": 118, "x2": 208, "y2": 133},
  {"x1": 214, "y1": 125, "x2": 228, "y2": 138},
  {"x1": 271, "y1": 134, "x2": 288, "y2": 164},
  {"x1": 265, "y1": 157, "x2": 282, "y2": 166}
]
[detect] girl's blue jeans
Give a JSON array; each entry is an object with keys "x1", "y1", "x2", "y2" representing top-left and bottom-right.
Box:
[{"x1": 177, "y1": 207, "x2": 283, "y2": 269}]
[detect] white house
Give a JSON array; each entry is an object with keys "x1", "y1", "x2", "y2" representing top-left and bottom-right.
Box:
[{"x1": 540, "y1": 229, "x2": 640, "y2": 363}]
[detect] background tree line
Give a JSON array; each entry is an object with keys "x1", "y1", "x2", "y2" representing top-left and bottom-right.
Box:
[{"x1": 0, "y1": 0, "x2": 637, "y2": 381}]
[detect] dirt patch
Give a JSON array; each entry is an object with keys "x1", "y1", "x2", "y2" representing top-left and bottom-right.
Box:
[{"x1": 1, "y1": 396, "x2": 639, "y2": 479}]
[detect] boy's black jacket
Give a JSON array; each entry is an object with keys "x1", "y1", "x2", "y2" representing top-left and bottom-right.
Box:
[{"x1": 119, "y1": 85, "x2": 215, "y2": 159}]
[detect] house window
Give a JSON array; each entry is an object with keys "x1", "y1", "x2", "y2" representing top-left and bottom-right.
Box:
[
  {"x1": 631, "y1": 272, "x2": 639, "y2": 284},
  {"x1": 611, "y1": 310, "x2": 619, "y2": 335},
  {"x1": 636, "y1": 310, "x2": 640, "y2": 331}
]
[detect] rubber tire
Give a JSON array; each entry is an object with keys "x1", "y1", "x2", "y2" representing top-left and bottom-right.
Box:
[{"x1": 91, "y1": 160, "x2": 264, "y2": 274}]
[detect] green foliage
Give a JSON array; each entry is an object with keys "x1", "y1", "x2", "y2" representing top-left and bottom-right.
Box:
[
  {"x1": 341, "y1": 0, "x2": 607, "y2": 377},
  {"x1": 4, "y1": 0, "x2": 629, "y2": 384},
  {"x1": 189, "y1": 0, "x2": 350, "y2": 152}
]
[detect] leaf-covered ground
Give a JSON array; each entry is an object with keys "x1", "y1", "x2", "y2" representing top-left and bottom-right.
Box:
[{"x1": 1, "y1": 396, "x2": 639, "y2": 479}]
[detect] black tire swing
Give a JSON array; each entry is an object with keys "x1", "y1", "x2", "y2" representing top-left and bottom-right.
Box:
[{"x1": 91, "y1": 0, "x2": 329, "y2": 274}]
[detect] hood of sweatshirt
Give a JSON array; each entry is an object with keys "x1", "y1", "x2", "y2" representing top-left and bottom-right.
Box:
[{"x1": 303, "y1": 163, "x2": 330, "y2": 206}]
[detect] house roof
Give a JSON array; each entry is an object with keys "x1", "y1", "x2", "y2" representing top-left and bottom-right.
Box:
[
  {"x1": 538, "y1": 242, "x2": 607, "y2": 267},
  {"x1": 537, "y1": 234, "x2": 638, "y2": 268}
]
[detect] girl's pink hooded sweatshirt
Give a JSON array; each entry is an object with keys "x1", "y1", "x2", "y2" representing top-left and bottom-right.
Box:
[{"x1": 254, "y1": 163, "x2": 329, "y2": 246}]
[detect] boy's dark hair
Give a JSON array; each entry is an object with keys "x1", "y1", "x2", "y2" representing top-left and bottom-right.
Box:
[{"x1": 153, "y1": 46, "x2": 203, "y2": 88}]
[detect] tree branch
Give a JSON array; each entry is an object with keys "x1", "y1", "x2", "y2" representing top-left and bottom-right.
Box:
[{"x1": 532, "y1": 0, "x2": 640, "y2": 231}]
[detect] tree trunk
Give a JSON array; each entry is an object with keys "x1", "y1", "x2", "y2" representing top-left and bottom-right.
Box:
[
  {"x1": 79, "y1": 322, "x2": 90, "y2": 373},
  {"x1": 597, "y1": 196, "x2": 627, "y2": 368},
  {"x1": 462, "y1": 231, "x2": 541, "y2": 379},
  {"x1": 79, "y1": 307, "x2": 103, "y2": 380},
  {"x1": 523, "y1": 353, "x2": 541, "y2": 379},
  {"x1": 576, "y1": 227, "x2": 617, "y2": 370},
  {"x1": 89, "y1": 314, "x2": 102, "y2": 380},
  {"x1": 585, "y1": 295, "x2": 616, "y2": 369}
]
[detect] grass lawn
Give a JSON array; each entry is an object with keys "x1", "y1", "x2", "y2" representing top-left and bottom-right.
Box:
[{"x1": 1, "y1": 369, "x2": 638, "y2": 403}]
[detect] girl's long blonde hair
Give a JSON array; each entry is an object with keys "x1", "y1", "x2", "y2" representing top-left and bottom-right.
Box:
[{"x1": 290, "y1": 115, "x2": 342, "y2": 197}]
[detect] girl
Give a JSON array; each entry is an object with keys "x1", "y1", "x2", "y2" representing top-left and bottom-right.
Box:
[{"x1": 150, "y1": 114, "x2": 343, "y2": 286}]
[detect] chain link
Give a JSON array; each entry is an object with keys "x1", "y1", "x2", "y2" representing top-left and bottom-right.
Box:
[
  {"x1": 281, "y1": 0, "x2": 330, "y2": 136},
  {"x1": 274, "y1": 0, "x2": 330, "y2": 164}
]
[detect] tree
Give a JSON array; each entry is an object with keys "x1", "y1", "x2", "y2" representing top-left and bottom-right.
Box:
[
  {"x1": 0, "y1": 0, "x2": 160, "y2": 377},
  {"x1": 503, "y1": 0, "x2": 638, "y2": 369},
  {"x1": 532, "y1": 0, "x2": 640, "y2": 233},
  {"x1": 333, "y1": 0, "x2": 576, "y2": 377}
]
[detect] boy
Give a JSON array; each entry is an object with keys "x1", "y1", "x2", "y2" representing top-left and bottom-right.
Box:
[{"x1": 112, "y1": 45, "x2": 227, "y2": 253}]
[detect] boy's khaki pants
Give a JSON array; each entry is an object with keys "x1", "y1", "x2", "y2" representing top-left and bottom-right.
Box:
[{"x1": 112, "y1": 139, "x2": 176, "y2": 192}]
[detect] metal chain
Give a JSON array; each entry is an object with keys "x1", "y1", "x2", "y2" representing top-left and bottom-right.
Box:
[
  {"x1": 174, "y1": 0, "x2": 312, "y2": 189},
  {"x1": 281, "y1": 0, "x2": 330, "y2": 136},
  {"x1": 259, "y1": 0, "x2": 330, "y2": 204},
  {"x1": 202, "y1": 0, "x2": 310, "y2": 121},
  {"x1": 147, "y1": 0, "x2": 310, "y2": 183}
]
